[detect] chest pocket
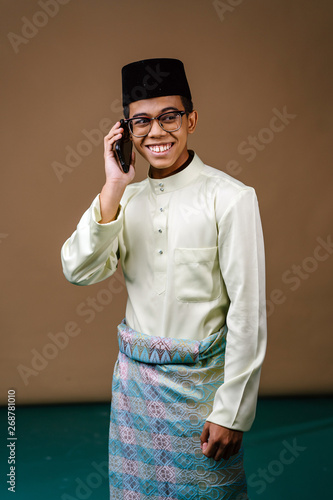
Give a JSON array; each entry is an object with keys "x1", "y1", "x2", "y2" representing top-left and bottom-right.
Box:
[{"x1": 174, "y1": 246, "x2": 222, "y2": 302}]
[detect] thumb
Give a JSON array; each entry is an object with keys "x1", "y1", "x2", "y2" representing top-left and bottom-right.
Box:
[
  {"x1": 129, "y1": 152, "x2": 136, "y2": 177},
  {"x1": 200, "y1": 422, "x2": 210, "y2": 449},
  {"x1": 130, "y1": 151, "x2": 136, "y2": 168}
]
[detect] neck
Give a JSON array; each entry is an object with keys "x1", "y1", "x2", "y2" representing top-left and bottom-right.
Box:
[{"x1": 149, "y1": 150, "x2": 193, "y2": 179}]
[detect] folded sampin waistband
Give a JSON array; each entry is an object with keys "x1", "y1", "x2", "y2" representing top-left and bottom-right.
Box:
[{"x1": 117, "y1": 319, "x2": 227, "y2": 365}]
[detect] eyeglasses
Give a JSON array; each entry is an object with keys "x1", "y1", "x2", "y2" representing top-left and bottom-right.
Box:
[{"x1": 125, "y1": 110, "x2": 186, "y2": 137}]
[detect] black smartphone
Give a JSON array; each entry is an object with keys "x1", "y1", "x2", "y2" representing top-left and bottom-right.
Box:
[{"x1": 114, "y1": 119, "x2": 132, "y2": 173}]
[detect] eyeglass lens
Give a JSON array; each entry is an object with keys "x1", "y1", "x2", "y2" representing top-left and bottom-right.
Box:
[{"x1": 129, "y1": 112, "x2": 182, "y2": 137}]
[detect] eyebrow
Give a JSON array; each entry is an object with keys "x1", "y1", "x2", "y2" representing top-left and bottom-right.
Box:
[{"x1": 131, "y1": 107, "x2": 179, "y2": 118}]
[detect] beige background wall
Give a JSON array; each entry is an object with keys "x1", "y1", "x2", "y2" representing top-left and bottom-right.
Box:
[{"x1": 1, "y1": 0, "x2": 332, "y2": 405}]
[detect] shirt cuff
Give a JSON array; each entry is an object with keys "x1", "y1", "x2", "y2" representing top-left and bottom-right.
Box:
[{"x1": 90, "y1": 194, "x2": 124, "y2": 231}]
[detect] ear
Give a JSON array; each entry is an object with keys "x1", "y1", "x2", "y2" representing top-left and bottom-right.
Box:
[{"x1": 187, "y1": 110, "x2": 198, "y2": 134}]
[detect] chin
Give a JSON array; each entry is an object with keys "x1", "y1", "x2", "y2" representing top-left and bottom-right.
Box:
[{"x1": 144, "y1": 154, "x2": 175, "y2": 168}]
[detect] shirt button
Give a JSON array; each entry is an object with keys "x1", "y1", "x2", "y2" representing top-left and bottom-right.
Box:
[
  {"x1": 159, "y1": 182, "x2": 164, "y2": 187},
  {"x1": 160, "y1": 187, "x2": 164, "y2": 192},
  {"x1": 160, "y1": 207, "x2": 163, "y2": 212},
  {"x1": 158, "y1": 229, "x2": 162, "y2": 233},
  {"x1": 158, "y1": 250, "x2": 163, "y2": 254}
]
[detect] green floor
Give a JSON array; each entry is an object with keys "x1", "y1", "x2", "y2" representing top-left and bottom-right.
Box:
[{"x1": 1, "y1": 397, "x2": 332, "y2": 499}]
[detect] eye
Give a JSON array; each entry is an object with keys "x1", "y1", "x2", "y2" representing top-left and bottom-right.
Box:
[
  {"x1": 132, "y1": 117, "x2": 150, "y2": 126},
  {"x1": 160, "y1": 112, "x2": 178, "y2": 123}
]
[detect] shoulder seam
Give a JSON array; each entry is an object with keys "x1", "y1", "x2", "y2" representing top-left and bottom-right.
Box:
[{"x1": 218, "y1": 187, "x2": 256, "y2": 228}]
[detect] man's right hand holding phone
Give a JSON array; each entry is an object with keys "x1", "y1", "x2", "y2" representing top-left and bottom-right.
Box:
[{"x1": 99, "y1": 121, "x2": 136, "y2": 224}]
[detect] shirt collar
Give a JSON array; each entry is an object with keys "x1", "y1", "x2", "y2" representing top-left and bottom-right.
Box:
[{"x1": 147, "y1": 151, "x2": 203, "y2": 195}]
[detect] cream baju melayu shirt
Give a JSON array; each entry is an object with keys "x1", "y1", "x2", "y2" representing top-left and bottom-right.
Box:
[{"x1": 61, "y1": 152, "x2": 267, "y2": 432}]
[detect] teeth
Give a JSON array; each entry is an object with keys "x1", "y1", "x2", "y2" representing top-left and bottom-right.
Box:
[{"x1": 148, "y1": 143, "x2": 172, "y2": 153}]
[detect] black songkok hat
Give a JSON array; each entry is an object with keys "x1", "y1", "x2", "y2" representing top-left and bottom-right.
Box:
[{"x1": 121, "y1": 58, "x2": 192, "y2": 107}]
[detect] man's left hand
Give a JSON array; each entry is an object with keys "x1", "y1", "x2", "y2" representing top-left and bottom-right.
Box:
[{"x1": 200, "y1": 421, "x2": 243, "y2": 461}]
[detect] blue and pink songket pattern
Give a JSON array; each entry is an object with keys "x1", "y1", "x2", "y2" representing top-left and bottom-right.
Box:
[{"x1": 109, "y1": 319, "x2": 248, "y2": 500}]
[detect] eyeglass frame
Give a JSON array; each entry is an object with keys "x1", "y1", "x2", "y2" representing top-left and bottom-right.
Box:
[{"x1": 124, "y1": 110, "x2": 187, "y2": 138}]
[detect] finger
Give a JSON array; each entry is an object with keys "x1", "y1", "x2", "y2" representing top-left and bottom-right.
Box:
[
  {"x1": 104, "y1": 130, "x2": 123, "y2": 143},
  {"x1": 220, "y1": 446, "x2": 232, "y2": 461},
  {"x1": 228, "y1": 441, "x2": 241, "y2": 458},
  {"x1": 203, "y1": 440, "x2": 219, "y2": 458},
  {"x1": 104, "y1": 132, "x2": 123, "y2": 152},
  {"x1": 105, "y1": 123, "x2": 124, "y2": 141},
  {"x1": 130, "y1": 151, "x2": 136, "y2": 169},
  {"x1": 214, "y1": 446, "x2": 226, "y2": 462},
  {"x1": 106, "y1": 121, "x2": 121, "y2": 135},
  {"x1": 220, "y1": 442, "x2": 239, "y2": 461},
  {"x1": 200, "y1": 422, "x2": 210, "y2": 446}
]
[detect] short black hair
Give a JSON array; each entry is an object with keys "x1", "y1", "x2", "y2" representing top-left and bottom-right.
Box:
[{"x1": 123, "y1": 96, "x2": 194, "y2": 119}]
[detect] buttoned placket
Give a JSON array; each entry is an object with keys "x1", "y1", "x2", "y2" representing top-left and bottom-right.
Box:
[
  {"x1": 152, "y1": 181, "x2": 168, "y2": 294},
  {"x1": 147, "y1": 155, "x2": 202, "y2": 294}
]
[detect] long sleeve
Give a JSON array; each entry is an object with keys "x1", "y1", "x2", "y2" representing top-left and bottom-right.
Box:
[
  {"x1": 206, "y1": 187, "x2": 267, "y2": 431},
  {"x1": 61, "y1": 194, "x2": 123, "y2": 286}
]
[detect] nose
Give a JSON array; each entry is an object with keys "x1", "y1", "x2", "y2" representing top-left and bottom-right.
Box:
[{"x1": 147, "y1": 118, "x2": 167, "y2": 137}]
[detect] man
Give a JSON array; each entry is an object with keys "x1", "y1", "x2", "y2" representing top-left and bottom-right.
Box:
[{"x1": 61, "y1": 58, "x2": 267, "y2": 499}]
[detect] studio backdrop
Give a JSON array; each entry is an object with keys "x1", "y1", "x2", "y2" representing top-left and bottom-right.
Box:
[{"x1": 1, "y1": 0, "x2": 332, "y2": 404}]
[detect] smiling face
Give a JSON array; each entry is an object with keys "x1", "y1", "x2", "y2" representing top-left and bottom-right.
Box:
[{"x1": 128, "y1": 95, "x2": 198, "y2": 177}]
